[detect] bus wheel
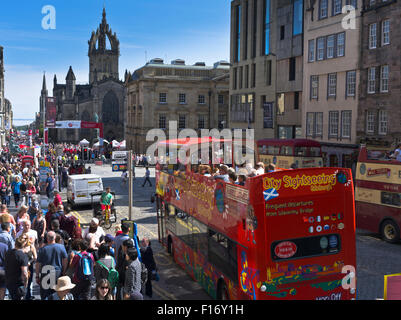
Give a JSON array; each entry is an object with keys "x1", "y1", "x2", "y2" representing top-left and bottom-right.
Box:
[
  {"x1": 167, "y1": 237, "x2": 174, "y2": 257},
  {"x1": 217, "y1": 281, "x2": 230, "y2": 300},
  {"x1": 381, "y1": 220, "x2": 400, "y2": 243}
]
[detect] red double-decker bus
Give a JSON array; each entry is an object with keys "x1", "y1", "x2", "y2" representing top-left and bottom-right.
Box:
[{"x1": 155, "y1": 138, "x2": 356, "y2": 300}]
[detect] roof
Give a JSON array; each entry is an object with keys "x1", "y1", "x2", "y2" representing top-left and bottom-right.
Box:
[
  {"x1": 257, "y1": 139, "x2": 322, "y2": 148},
  {"x1": 66, "y1": 66, "x2": 76, "y2": 81}
]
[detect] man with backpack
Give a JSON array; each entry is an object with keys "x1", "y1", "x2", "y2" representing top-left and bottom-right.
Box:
[
  {"x1": 35, "y1": 231, "x2": 68, "y2": 300},
  {"x1": 94, "y1": 243, "x2": 118, "y2": 298},
  {"x1": 69, "y1": 240, "x2": 95, "y2": 300}
]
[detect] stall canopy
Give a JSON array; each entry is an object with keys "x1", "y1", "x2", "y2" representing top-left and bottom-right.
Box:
[
  {"x1": 117, "y1": 140, "x2": 126, "y2": 149},
  {"x1": 112, "y1": 140, "x2": 120, "y2": 148},
  {"x1": 79, "y1": 139, "x2": 90, "y2": 146}
]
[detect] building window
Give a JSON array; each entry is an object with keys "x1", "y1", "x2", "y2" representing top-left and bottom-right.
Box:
[
  {"x1": 329, "y1": 111, "x2": 339, "y2": 137},
  {"x1": 308, "y1": 39, "x2": 315, "y2": 62},
  {"x1": 289, "y1": 57, "x2": 296, "y2": 81},
  {"x1": 346, "y1": 70, "x2": 356, "y2": 97},
  {"x1": 293, "y1": 0, "x2": 303, "y2": 36},
  {"x1": 382, "y1": 20, "x2": 390, "y2": 46},
  {"x1": 311, "y1": 75, "x2": 319, "y2": 99},
  {"x1": 306, "y1": 112, "x2": 323, "y2": 137},
  {"x1": 378, "y1": 110, "x2": 387, "y2": 135},
  {"x1": 179, "y1": 93, "x2": 186, "y2": 104},
  {"x1": 328, "y1": 73, "x2": 337, "y2": 97},
  {"x1": 218, "y1": 94, "x2": 224, "y2": 105},
  {"x1": 179, "y1": 114, "x2": 186, "y2": 129},
  {"x1": 333, "y1": 0, "x2": 342, "y2": 15},
  {"x1": 366, "y1": 110, "x2": 375, "y2": 134},
  {"x1": 369, "y1": 23, "x2": 377, "y2": 49},
  {"x1": 239, "y1": 66, "x2": 243, "y2": 89},
  {"x1": 198, "y1": 95, "x2": 205, "y2": 104},
  {"x1": 159, "y1": 93, "x2": 167, "y2": 104},
  {"x1": 233, "y1": 68, "x2": 237, "y2": 90},
  {"x1": 280, "y1": 25, "x2": 285, "y2": 40},
  {"x1": 380, "y1": 65, "x2": 389, "y2": 93},
  {"x1": 345, "y1": 0, "x2": 357, "y2": 8},
  {"x1": 337, "y1": 32, "x2": 345, "y2": 57},
  {"x1": 319, "y1": 0, "x2": 328, "y2": 19},
  {"x1": 251, "y1": 63, "x2": 256, "y2": 88},
  {"x1": 341, "y1": 111, "x2": 352, "y2": 138},
  {"x1": 235, "y1": 5, "x2": 241, "y2": 62},
  {"x1": 159, "y1": 114, "x2": 166, "y2": 129},
  {"x1": 245, "y1": 65, "x2": 249, "y2": 88},
  {"x1": 294, "y1": 92, "x2": 299, "y2": 110},
  {"x1": 198, "y1": 115, "x2": 205, "y2": 129},
  {"x1": 327, "y1": 35, "x2": 335, "y2": 59},
  {"x1": 317, "y1": 37, "x2": 325, "y2": 60},
  {"x1": 263, "y1": 0, "x2": 271, "y2": 55},
  {"x1": 368, "y1": 68, "x2": 376, "y2": 94},
  {"x1": 252, "y1": 0, "x2": 258, "y2": 58},
  {"x1": 265, "y1": 60, "x2": 272, "y2": 85}
]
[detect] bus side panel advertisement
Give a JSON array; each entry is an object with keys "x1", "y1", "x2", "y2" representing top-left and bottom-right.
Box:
[
  {"x1": 156, "y1": 167, "x2": 356, "y2": 300},
  {"x1": 253, "y1": 168, "x2": 356, "y2": 300}
]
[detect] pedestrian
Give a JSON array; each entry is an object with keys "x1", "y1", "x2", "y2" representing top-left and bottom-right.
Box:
[
  {"x1": 113, "y1": 222, "x2": 131, "y2": 261},
  {"x1": 69, "y1": 240, "x2": 95, "y2": 300},
  {"x1": 35, "y1": 231, "x2": 68, "y2": 300},
  {"x1": 0, "y1": 241, "x2": 7, "y2": 300},
  {"x1": 32, "y1": 210, "x2": 46, "y2": 247},
  {"x1": 4, "y1": 236, "x2": 29, "y2": 300},
  {"x1": 27, "y1": 194, "x2": 40, "y2": 223},
  {"x1": 50, "y1": 219, "x2": 71, "y2": 252},
  {"x1": 123, "y1": 247, "x2": 143, "y2": 300},
  {"x1": 45, "y1": 173, "x2": 55, "y2": 201},
  {"x1": 91, "y1": 278, "x2": 114, "y2": 300},
  {"x1": 19, "y1": 233, "x2": 37, "y2": 300},
  {"x1": 83, "y1": 217, "x2": 105, "y2": 260},
  {"x1": 116, "y1": 238, "x2": 134, "y2": 300},
  {"x1": 94, "y1": 243, "x2": 116, "y2": 290},
  {"x1": 140, "y1": 237, "x2": 157, "y2": 298},
  {"x1": 0, "y1": 222, "x2": 14, "y2": 250},
  {"x1": 46, "y1": 276, "x2": 75, "y2": 300},
  {"x1": 53, "y1": 190, "x2": 63, "y2": 208},
  {"x1": 11, "y1": 176, "x2": 22, "y2": 208},
  {"x1": 14, "y1": 205, "x2": 29, "y2": 234},
  {"x1": 104, "y1": 234, "x2": 115, "y2": 257},
  {"x1": 142, "y1": 167, "x2": 152, "y2": 187}
]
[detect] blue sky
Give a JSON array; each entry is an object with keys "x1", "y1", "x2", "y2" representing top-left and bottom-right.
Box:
[{"x1": 0, "y1": 0, "x2": 231, "y2": 122}]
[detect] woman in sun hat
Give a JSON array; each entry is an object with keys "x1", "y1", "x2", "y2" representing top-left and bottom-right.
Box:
[{"x1": 46, "y1": 276, "x2": 75, "y2": 300}]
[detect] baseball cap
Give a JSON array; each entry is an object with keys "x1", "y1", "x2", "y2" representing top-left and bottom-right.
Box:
[{"x1": 105, "y1": 234, "x2": 114, "y2": 243}]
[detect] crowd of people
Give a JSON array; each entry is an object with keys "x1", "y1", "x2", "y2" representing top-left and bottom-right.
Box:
[{"x1": 0, "y1": 143, "x2": 158, "y2": 301}]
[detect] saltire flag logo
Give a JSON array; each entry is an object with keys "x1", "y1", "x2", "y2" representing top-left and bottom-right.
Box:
[
  {"x1": 175, "y1": 188, "x2": 180, "y2": 200},
  {"x1": 263, "y1": 188, "x2": 279, "y2": 202}
]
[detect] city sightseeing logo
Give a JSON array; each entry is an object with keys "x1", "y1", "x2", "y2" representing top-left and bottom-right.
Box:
[{"x1": 263, "y1": 173, "x2": 337, "y2": 192}]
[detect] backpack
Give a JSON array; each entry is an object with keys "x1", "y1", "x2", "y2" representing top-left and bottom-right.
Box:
[
  {"x1": 76, "y1": 252, "x2": 94, "y2": 281},
  {"x1": 97, "y1": 260, "x2": 119, "y2": 289},
  {"x1": 60, "y1": 214, "x2": 82, "y2": 239}
]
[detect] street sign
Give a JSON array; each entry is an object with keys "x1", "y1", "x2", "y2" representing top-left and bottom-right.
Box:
[{"x1": 112, "y1": 151, "x2": 127, "y2": 161}]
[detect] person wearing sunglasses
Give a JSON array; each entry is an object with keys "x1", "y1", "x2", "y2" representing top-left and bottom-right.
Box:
[{"x1": 91, "y1": 279, "x2": 114, "y2": 300}]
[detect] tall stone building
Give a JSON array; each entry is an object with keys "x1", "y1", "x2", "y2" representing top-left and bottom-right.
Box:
[
  {"x1": 302, "y1": 0, "x2": 361, "y2": 168},
  {"x1": 229, "y1": 0, "x2": 304, "y2": 141},
  {"x1": 357, "y1": 0, "x2": 400, "y2": 148},
  {"x1": 125, "y1": 58, "x2": 230, "y2": 153},
  {"x1": 47, "y1": 8, "x2": 125, "y2": 143},
  {"x1": 0, "y1": 46, "x2": 4, "y2": 145}
]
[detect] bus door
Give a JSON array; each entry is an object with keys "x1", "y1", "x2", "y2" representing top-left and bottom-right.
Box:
[{"x1": 157, "y1": 198, "x2": 168, "y2": 246}]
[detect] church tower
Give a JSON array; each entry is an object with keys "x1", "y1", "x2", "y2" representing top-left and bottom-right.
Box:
[
  {"x1": 88, "y1": 8, "x2": 120, "y2": 84},
  {"x1": 39, "y1": 73, "x2": 48, "y2": 124}
]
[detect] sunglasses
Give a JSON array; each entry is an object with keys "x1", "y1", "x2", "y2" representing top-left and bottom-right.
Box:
[{"x1": 100, "y1": 287, "x2": 109, "y2": 290}]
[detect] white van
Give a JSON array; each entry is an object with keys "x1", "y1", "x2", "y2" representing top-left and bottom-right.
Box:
[{"x1": 67, "y1": 174, "x2": 103, "y2": 207}]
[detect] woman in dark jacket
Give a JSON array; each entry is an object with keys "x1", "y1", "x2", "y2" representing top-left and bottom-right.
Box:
[{"x1": 140, "y1": 237, "x2": 157, "y2": 298}]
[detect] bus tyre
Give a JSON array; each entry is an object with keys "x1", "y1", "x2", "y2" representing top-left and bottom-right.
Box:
[
  {"x1": 168, "y1": 237, "x2": 174, "y2": 258},
  {"x1": 217, "y1": 281, "x2": 230, "y2": 300},
  {"x1": 381, "y1": 220, "x2": 400, "y2": 243}
]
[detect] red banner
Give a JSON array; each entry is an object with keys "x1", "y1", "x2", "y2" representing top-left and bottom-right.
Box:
[{"x1": 45, "y1": 97, "x2": 57, "y2": 128}]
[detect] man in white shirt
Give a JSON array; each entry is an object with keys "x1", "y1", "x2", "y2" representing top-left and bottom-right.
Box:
[
  {"x1": 391, "y1": 144, "x2": 401, "y2": 161},
  {"x1": 255, "y1": 162, "x2": 265, "y2": 175},
  {"x1": 83, "y1": 218, "x2": 105, "y2": 250}
]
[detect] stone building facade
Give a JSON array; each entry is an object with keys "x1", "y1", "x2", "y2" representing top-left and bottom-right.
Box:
[
  {"x1": 302, "y1": 0, "x2": 362, "y2": 168},
  {"x1": 45, "y1": 9, "x2": 125, "y2": 144},
  {"x1": 229, "y1": 0, "x2": 304, "y2": 141},
  {"x1": 0, "y1": 46, "x2": 12, "y2": 145},
  {"x1": 357, "y1": 0, "x2": 401, "y2": 148},
  {"x1": 125, "y1": 59, "x2": 230, "y2": 153}
]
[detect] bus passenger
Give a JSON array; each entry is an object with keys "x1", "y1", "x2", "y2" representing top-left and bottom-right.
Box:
[
  {"x1": 391, "y1": 144, "x2": 401, "y2": 161},
  {"x1": 255, "y1": 162, "x2": 265, "y2": 175},
  {"x1": 228, "y1": 172, "x2": 237, "y2": 184},
  {"x1": 213, "y1": 165, "x2": 230, "y2": 182},
  {"x1": 237, "y1": 175, "x2": 247, "y2": 186},
  {"x1": 266, "y1": 163, "x2": 276, "y2": 173}
]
